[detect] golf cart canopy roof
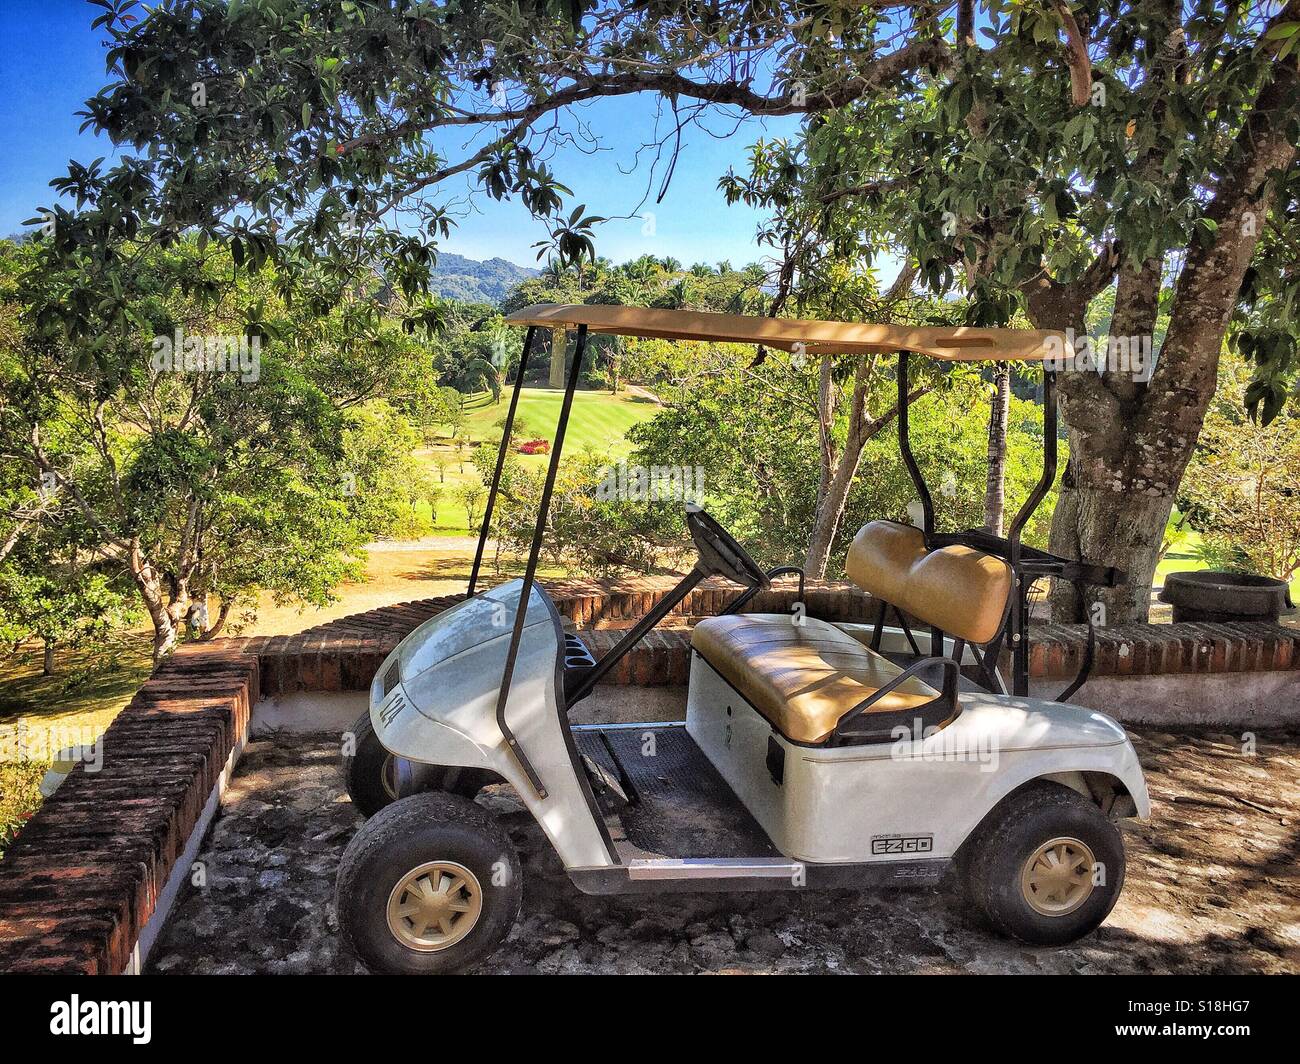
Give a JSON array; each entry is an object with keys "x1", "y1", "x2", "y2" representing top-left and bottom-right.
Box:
[{"x1": 504, "y1": 304, "x2": 1062, "y2": 361}]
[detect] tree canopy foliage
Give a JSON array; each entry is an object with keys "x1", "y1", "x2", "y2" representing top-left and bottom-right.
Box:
[
  {"x1": 37, "y1": 0, "x2": 947, "y2": 347},
  {"x1": 11, "y1": 0, "x2": 1300, "y2": 631},
  {"x1": 0, "y1": 236, "x2": 438, "y2": 660}
]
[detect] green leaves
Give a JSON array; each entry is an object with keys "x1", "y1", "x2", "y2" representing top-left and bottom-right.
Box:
[
  {"x1": 534, "y1": 205, "x2": 605, "y2": 268},
  {"x1": 1243, "y1": 375, "x2": 1288, "y2": 425},
  {"x1": 1234, "y1": 328, "x2": 1297, "y2": 425},
  {"x1": 401, "y1": 299, "x2": 448, "y2": 339},
  {"x1": 1264, "y1": 21, "x2": 1300, "y2": 61}
]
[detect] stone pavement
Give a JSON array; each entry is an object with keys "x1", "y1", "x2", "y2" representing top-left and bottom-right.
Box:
[{"x1": 147, "y1": 726, "x2": 1300, "y2": 974}]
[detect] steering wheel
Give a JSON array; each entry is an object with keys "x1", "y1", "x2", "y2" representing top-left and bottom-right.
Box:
[{"x1": 685, "y1": 506, "x2": 768, "y2": 588}]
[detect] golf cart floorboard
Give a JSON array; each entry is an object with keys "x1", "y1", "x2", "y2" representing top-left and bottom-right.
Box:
[{"x1": 574, "y1": 725, "x2": 780, "y2": 860}]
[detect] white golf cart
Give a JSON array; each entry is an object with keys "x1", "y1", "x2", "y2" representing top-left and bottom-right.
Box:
[{"x1": 335, "y1": 305, "x2": 1149, "y2": 974}]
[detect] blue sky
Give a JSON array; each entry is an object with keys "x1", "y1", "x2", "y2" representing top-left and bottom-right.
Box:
[{"x1": 0, "y1": 0, "x2": 802, "y2": 269}]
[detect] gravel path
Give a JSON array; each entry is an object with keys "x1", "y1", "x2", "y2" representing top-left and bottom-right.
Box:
[{"x1": 147, "y1": 726, "x2": 1300, "y2": 974}]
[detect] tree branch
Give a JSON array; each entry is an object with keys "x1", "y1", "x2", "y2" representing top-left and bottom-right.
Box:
[{"x1": 1053, "y1": 2, "x2": 1093, "y2": 108}]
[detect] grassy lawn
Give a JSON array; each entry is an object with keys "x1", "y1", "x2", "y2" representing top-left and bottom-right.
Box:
[
  {"x1": 416, "y1": 387, "x2": 661, "y2": 536},
  {"x1": 460, "y1": 386, "x2": 660, "y2": 453}
]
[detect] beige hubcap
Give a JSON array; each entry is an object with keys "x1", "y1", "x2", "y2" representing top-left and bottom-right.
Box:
[
  {"x1": 380, "y1": 755, "x2": 400, "y2": 800},
  {"x1": 386, "y1": 861, "x2": 483, "y2": 951},
  {"x1": 1020, "y1": 836, "x2": 1096, "y2": 916}
]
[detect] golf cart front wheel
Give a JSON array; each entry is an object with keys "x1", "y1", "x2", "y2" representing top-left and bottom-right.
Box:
[
  {"x1": 336, "y1": 792, "x2": 522, "y2": 974},
  {"x1": 961, "y1": 781, "x2": 1125, "y2": 946},
  {"x1": 343, "y1": 708, "x2": 489, "y2": 818}
]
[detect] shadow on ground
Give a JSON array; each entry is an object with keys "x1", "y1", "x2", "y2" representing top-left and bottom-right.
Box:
[{"x1": 147, "y1": 726, "x2": 1300, "y2": 974}]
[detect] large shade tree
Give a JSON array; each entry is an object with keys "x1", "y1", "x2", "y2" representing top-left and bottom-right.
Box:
[
  {"x1": 723, "y1": 0, "x2": 1300, "y2": 620},
  {"x1": 24, "y1": 0, "x2": 1300, "y2": 626}
]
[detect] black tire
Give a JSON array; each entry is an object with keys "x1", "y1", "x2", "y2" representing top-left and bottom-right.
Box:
[
  {"x1": 961, "y1": 781, "x2": 1125, "y2": 946},
  {"x1": 343, "y1": 709, "x2": 489, "y2": 818},
  {"x1": 343, "y1": 709, "x2": 396, "y2": 818},
  {"x1": 336, "y1": 792, "x2": 522, "y2": 974}
]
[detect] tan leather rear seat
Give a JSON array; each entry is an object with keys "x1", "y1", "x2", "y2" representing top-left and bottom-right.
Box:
[
  {"x1": 691, "y1": 614, "x2": 939, "y2": 744},
  {"x1": 846, "y1": 521, "x2": 1012, "y2": 644}
]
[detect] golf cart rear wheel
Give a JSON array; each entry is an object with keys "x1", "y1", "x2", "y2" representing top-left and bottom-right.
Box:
[
  {"x1": 336, "y1": 792, "x2": 522, "y2": 974},
  {"x1": 343, "y1": 708, "x2": 488, "y2": 818},
  {"x1": 961, "y1": 781, "x2": 1125, "y2": 946}
]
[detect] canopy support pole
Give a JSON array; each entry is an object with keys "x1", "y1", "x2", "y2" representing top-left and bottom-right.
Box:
[
  {"x1": 897, "y1": 351, "x2": 934, "y2": 537},
  {"x1": 468, "y1": 326, "x2": 536, "y2": 599},
  {"x1": 492, "y1": 325, "x2": 588, "y2": 799},
  {"x1": 1006, "y1": 367, "x2": 1058, "y2": 696}
]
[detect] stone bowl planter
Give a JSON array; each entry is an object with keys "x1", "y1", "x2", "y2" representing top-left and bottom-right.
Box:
[{"x1": 1159, "y1": 571, "x2": 1295, "y2": 624}]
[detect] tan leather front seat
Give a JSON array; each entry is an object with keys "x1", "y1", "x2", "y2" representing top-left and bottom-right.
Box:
[{"x1": 691, "y1": 614, "x2": 939, "y2": 744}]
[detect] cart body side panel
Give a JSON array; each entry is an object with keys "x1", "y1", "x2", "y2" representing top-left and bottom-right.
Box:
[
  {"x1": 371, "y1": 580, "x2": 616, "y2": 870},
  {"x1": 685, "y1": 646, "x2": 1149, "y2": 864}
]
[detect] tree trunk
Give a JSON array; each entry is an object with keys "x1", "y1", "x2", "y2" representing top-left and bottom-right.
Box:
[
  {"x1": 199, "y1": 598, "x2": 234, "y2": 640},
  {"x1": 803, "y1": 355, "x2": 843, "y2": 579},
  {"x1": 127, "y1": 544, "x2": 179, "y2": 663},
  {"x1": 983, "y1": 362, "x2": 1010, "y2": 535},
  {"x1": 548, "y1": 326, "x2": 566, "y2": 389},
  {"x1": 145, "y1": 600, "x2": 178, "y2": 662},
  {"x1": 803, "y1": 394, "x2": 922, "y2": 578},
  {"x1": 1042, "y1": 257, "x2": 1166, "y2": 623},
  {"x1": 803, "y1": 363, "x2": 925, "y2": 578},
  {"x1": 1047, "y1": 461, "x2": 1175, "y2": 624},
  {"x1": 42, "y1": 639, "x2": 54, "y2": 676},
  {"x1": 1038, "y1": 52, "x2": 1296, "y2": 622},
  {"x1": 803, "y1": 448, "x2": 865, "y2": 578},
  {"x1": 803, "y1": 270, "x2": 922, "y2": 579}
]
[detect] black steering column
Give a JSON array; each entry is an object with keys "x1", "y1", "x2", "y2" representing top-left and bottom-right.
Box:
[{"x1": 563, "y1": 506, "x2": 767, "y2": 709}]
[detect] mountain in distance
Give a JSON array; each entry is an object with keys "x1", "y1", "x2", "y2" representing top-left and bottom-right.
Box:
[{"x1": 429, "y1": 252, "x2": 539, "y2": 304}]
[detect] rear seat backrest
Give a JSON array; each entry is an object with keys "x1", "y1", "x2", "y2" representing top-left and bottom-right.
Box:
[{"x1": 845, "y1": 521, "x2": 1013, "y2": 645}]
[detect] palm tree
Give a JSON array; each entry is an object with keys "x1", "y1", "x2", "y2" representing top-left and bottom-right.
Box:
[
  {"x1": 623, "y1": 255, "x2": 659, "y2": 285},
  {"x1": 453, "y1": 334, "x2": 510, "y2": 402}
]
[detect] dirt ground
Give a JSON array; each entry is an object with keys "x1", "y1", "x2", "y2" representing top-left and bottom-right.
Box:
[{"x1": 147, "y1": 725, "x2": 1300, "y2": 975}]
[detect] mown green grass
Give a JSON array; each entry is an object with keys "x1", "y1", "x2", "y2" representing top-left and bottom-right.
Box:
[
  {"x1": 415, "y1": 388, "x2": 661, "y2": 535},
  {"x1": 460, "y1": 387, "x2": 659, "y2": 455}
]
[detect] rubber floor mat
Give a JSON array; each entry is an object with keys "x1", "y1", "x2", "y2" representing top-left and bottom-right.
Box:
[{"x1": 585, "y1": 725, "x2": 779, "y2": 858}]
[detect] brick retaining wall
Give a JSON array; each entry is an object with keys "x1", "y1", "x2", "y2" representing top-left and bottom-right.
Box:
[
  {"x1": 1026, "y1": 621, "x2": 1300, "y2": 678},
  {"x1": 0, "y1": 645, "x2": 258, "y2": 973},
  {"x1": 1, "y1": 575, "x2": 1296, "y2": 974}
]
